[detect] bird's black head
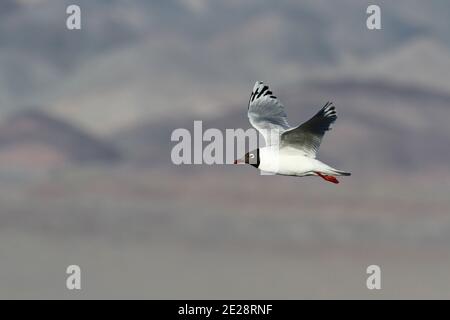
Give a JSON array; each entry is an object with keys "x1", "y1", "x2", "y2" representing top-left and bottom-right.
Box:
[{"x1": 234, "y1": 149, "x2": 260, "y2": 168}]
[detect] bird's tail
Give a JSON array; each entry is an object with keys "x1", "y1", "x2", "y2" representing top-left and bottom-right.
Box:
[
  {"x1": 330, "y1": 169, "x2": 351, "y2": 176},
  {"x1": 318, "y1": 164, "x2": 351, "y2": 176}
]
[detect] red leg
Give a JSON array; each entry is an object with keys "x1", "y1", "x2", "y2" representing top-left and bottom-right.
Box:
[{"x1": 315, "y1": 172, "x2": 339, "y2": 184}]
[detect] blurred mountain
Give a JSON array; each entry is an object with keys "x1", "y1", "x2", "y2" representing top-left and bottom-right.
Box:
[
  {"x1": 315, "y1": 38, "x2": 450, "y2": 93},
  {"x1": 1, "y1": 0, "x2": 450, "y2": 174},
  {"x1": 2, "y1": 1, "x2": 450, "y2": 134},
  {"x1": 0, "y1": 110, "x2": 121, "y2": 168},
  {"x1": 114, "y1": 78, "x2": 450, "y2": 175},
  {"x1": 45, "y1": 37, "x2": 450, "y2": 135}
]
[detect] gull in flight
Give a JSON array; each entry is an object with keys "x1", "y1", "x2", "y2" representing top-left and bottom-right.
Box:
[{"x1": 234, "y1": 81, "x2": 351, "y2": 184}]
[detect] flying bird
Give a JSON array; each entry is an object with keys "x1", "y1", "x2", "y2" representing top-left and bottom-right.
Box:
[{"x1": 234, "y1": 81, "x2": 351, "y2": 184}]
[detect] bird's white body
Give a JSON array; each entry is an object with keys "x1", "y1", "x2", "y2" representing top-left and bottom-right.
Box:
[{"x1": 259, "y1": 146, "x2": 341, "y2": 177}]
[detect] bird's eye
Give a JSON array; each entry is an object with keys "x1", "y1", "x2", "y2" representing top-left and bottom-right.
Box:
[{"x1": 250, "y1": 154, "x2": 255, "y2": 159}]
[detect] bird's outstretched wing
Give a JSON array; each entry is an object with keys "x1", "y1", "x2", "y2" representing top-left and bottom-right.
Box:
[
  {"x1": 280, "y1": 102, "x2": 337, "y2": 158},
  {"x1": 247, "y1": 81, "x2": 290, "y2": 145}
]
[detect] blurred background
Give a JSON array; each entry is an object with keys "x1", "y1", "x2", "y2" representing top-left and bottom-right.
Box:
[{"x1": 1, "y1": 0, "x2": 450, "y2": 299}]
